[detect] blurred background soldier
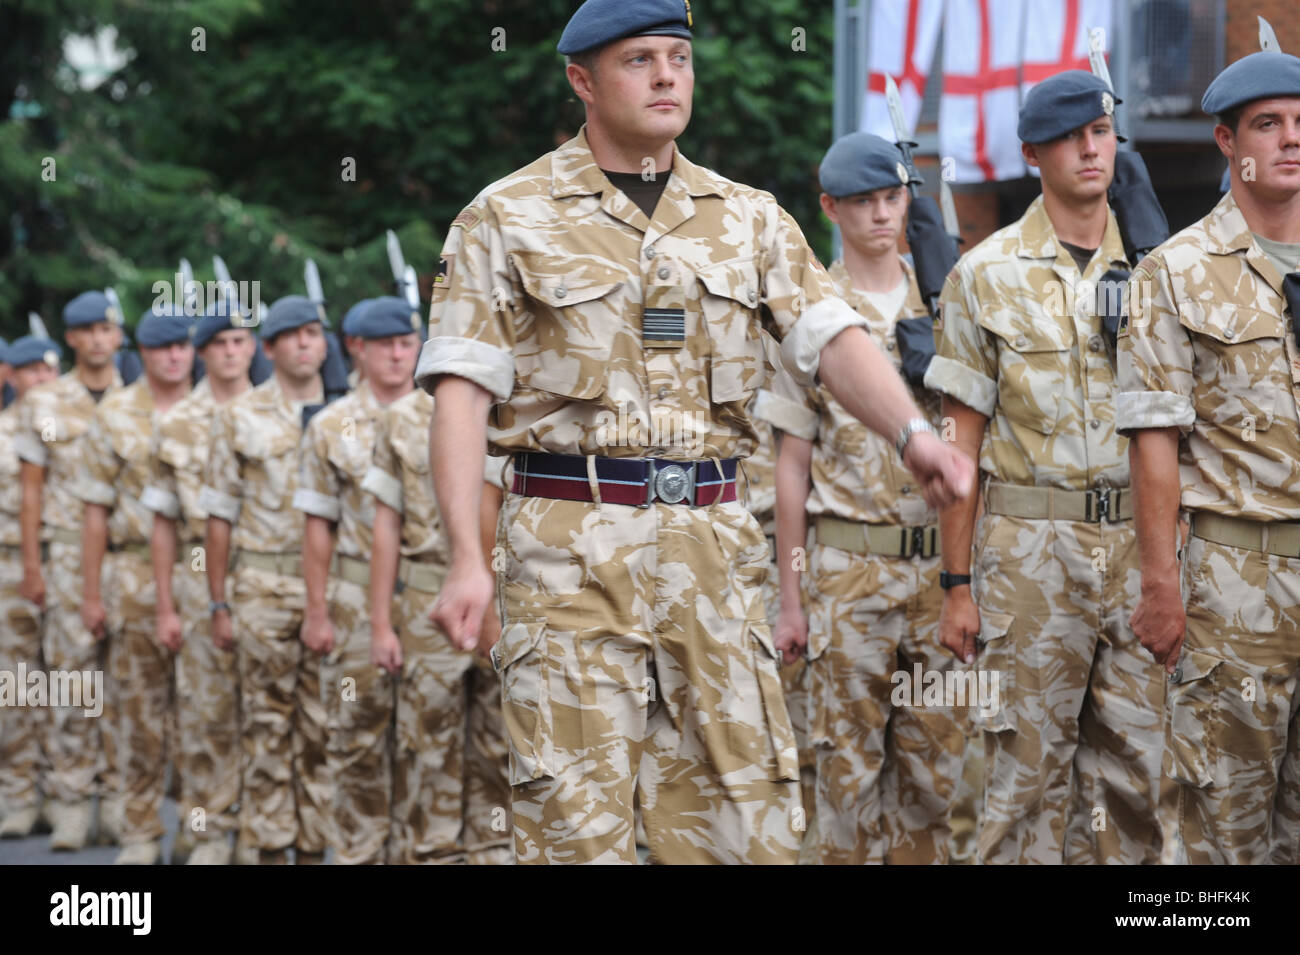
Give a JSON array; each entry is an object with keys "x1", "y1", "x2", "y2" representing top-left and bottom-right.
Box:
[
  {"x1": 366, "y1": 374, "x2": 512, "y2": 865},
  {"x1": 200, "y1": 295, "x2": 331, "y2": 865},
  {"x1": 928, "y1": 71, "x2": 1165, "y2": 864},
  {"x1": 340, "y1": 298, "x2": 372, "y2": 389},
  {"x1": 76, "y1": 305, "x2": 194, "y2": 865},
  {"x1": 0, "y1": 335, "x2": 60, "y2": 838},
  {"x1": 295, "y1": 296, "x2": 420, "y2": 865},
  {"x1": 761, "y1": 133, "x2": 964, "y2": 864},
  {"x1": 1119, "y1": 50, "x2": 1300, "y2": 865},
  {"x1": 143, "y1": 299, "x2": 258, "y2": 865},
  {"x1": 18, "y1": 291, "x2": 124, "y2": 851}
]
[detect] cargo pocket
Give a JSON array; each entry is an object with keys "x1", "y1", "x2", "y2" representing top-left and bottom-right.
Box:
[
  {"x1": 1179, "y1": 302, "x2": 1284, "y2": 435},
  {"x1": 979, "y1": 312, "x2": 1071, "y2": 436},
  {"x1": 973, "y1": 610, "x2": 1015, "y2": 733},
  {"x1": 749, "y1": 620, "x2": 802, "y2": 781},
  {"x1": 1166, "y1": 648, "x2": 1223, "y2": 789},
  {"x1": 490, "y1": 617, "x2": 554, "y2": 786}
]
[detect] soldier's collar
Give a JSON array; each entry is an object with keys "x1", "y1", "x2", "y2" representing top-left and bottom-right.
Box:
[
  {"x1": 1202, "y1": 190, "x2": 1256, "y2": 255},
  {"x1": 1016, "y1": 194, "x2": 1128, "y2": 268},
  {"x1": 551, "y1": 125, "x2": 725, "y2": 201}
]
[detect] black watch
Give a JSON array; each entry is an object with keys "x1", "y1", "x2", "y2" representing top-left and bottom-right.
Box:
[{"x1": 939, "y1": 572, "x2": 972, "y2": 590}]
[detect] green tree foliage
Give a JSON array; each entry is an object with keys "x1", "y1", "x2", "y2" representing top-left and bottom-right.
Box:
[{"x1": 1, "y1": 0, "x2": 832, "y2": 340}]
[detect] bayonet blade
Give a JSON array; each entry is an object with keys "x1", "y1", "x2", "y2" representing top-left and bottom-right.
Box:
[
  {"x1": 386, "y1": 229, "x2": 406, "y2": 284},
  {"x1": 1259, "y1": 16, "x2": 1281, "y2": 53},
  {"x1": 402, "y1": 265, "x2": 420, "y2": 312},
  {"x1": 28, "y1": 312, "x2": 50, "y2": 340},
  {"x1": 939, "y1": 180, "x2": 960, "y2": 240},
  {"x1": 212, "y1": 255, "x2": 233, "y2": 288},
  {"x1": 305, "y1": 259, "x2": 325, "y2": 305},
  {"x1": 179, "y1": 258, "x2": 196, "y2": 313},
  {"x1": 1088, "y1": 27, "x2": 1114, "y2": 91},
  {"x1": 883, "y1": 73, "x2": 912, "y2": 143}
]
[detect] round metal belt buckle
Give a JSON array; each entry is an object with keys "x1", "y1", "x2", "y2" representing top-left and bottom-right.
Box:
[{"x1": 654, "y1": 464, "x2": 690, "y2": 504}]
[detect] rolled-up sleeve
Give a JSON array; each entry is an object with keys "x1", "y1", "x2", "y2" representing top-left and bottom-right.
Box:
[
  {"x1": 415, "y1": 203, "x2": 518, "y2": 403},
  {"x1": 1117, "y1": 257, "x2": 1196, "y2": 434},
  {"x1": 925, "y1": 269, "x2": 998, "y2": 417}
]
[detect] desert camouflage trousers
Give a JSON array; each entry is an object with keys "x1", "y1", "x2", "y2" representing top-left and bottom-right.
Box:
[
  {"x1": 321, "y1": 575, "x2": 394, "y2": 864},
  {"x1": 232, "y1": 563, "x2": 330, "y2": 853},
  {"x1": 42, "y1": 540, "x2": 118, "y2": 802},
  {"x1": 1167, "y1": 532, "x2": 1300, "y2": 864},
  {"x1": 104, "y1": 550, "x2": 174, "y2": 844},
  {"x1": 173, "y1": 554, "x2": 241, "y2": 842},
  {"x1": 0, "y1": 553, "x2": 49, "y2": 807},
  {"x1": 974, "y1": 512, "x2": 1166, "y2": 864},
  {"x1": 804, "y1": 542, "x2": 967, "y2": 864},
  {"x1": 393, "y1": 583, "x2": 512, "y2": 864},
  {"x1": 495, "y1": 494, "x2": 801, "y2": 865}
]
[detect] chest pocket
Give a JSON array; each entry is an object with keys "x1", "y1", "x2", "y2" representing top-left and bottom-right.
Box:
[
  {"x1": 513, "y1": 252, "x2": 624, "y2": 400},
  {"x1": 392, "y1": 429, "x2": 439, "y2": 534},
  {"x1": 327, "y1": 420, "x2": 375, "y2": 487},
  {"x1": 698, "y1": 259, "x2": 766, "y2": 405},
  {"x1": 979, "y1": 311, "x2": 1073, "y2": 435},
  {"x1": 237, "y1": 425, "x2": 301, "y2": 511},
  {"x1": 1179, "y1": 301, "x2": 1286, "y2": 433}
]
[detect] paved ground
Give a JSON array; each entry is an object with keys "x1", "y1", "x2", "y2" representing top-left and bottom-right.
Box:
[{"x1": 0, "y1": 797, "x2": 182, "y2": 865}]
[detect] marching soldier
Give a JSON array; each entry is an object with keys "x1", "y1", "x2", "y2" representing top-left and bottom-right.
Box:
[
  {"x1": 365, "y1": 383, "x2": 512, "y2": 864},
  {"x1": 143, "y1": 300, "x2": 258, "y2": 865},
  {"x1": 200, "y1": 295, "x2": 332, "y2": 865},
  {"x1": 0, "y1": 336, "x2": 60, "y2": 838},
  {"x1": 76, "y1": 305, "x2": 195, "y2": 865},
  {"x1": 760, "y1": 133, "x2": 964, "y2": 864},
  {"x1": 1118, "y1": 50, "x2": 1300, "y2": 864},
  {"x1": 417, "y1": 0, "x2": 972, "y2": 864},
  {"x1": 927, "y1": 71, "x2": 1165, "y2": 864},
  {"x1": 294, "y1": 296, "x2": 421, "y2": 865},
  {"x1": 18, "y1": 291, "x2": 124, "y2": 851}
]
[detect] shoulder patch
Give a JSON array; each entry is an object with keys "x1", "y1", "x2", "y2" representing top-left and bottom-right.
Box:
[
  {"x1": 1132, "y1": 254, "x2": 1160, "y2": 281},
  {"x1": 450, "y1": 208, "x2": 483, "y2": 232}
]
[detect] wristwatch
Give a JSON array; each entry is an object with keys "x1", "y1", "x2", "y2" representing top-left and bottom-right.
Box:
[
  {"x1": 939, "y1": 572, "x2": 972, "y2": 590},
  {"x1": 208, "y1": 600, "x2": 230, "y2": 616},
  {"x1": 895, "y1": 417, "x2": 938, "y2": 459}
]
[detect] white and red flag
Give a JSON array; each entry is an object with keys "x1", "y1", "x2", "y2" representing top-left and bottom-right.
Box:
[{"x1": 861, "y1": 0, "x2": 945, "y2": 140}]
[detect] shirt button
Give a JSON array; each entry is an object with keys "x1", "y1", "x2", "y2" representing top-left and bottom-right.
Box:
[
  {"x1": 555, "y1": 286, "x2": 567, "y2": 299},
  {"x1": 645, "y1": 247, "x2": 657, "y2": 260},
  {"x1": 1224, "y1": 329, "x2": 1236, "y2": 340},
  {"x1": 657, "y1": 386, "x2": 669, "y2": 399},
  {"x1": 886, "y1": 342, "x2": 896, "y2": 351},
  {"x1": 1090, "y1": 419, "x2": 1100, "y2": 429},
  {"x1": 1089, "y1": 336, "x2": 1102, "y2": 352},
  {"x1": 1015, "y1": 336, "x2": 1029, "y2": 349},
  {"x1": 746, "y1": 289, "x2": 757, "y2": 305},
  {"x1": 657, "y1": 267, "x2": 670, "y2": 280},
  {"x1": 901, "y1": 485, "x2": 911, "y2": 493}
]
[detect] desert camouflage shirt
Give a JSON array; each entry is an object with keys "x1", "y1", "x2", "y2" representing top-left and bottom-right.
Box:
[
  {"x1": 757, "y1": 258, "x2": 940, "y2": 526},
  {"x1": 142, "y1": 378, "x2": 217, "y2": 543},
  {"x1": 413, "y1": 125, "x2": 867, "y2": 462},
  {"x1": 74, "y1": 380, "x2": 168, "y2": 548},
  {"x1": 1117, "y1": 190, "x2": 1300, "y2": 520},
  {"x1": 294, "y1": 381, "x2": 384, "y2": 558},
  {"x1": 926, "y1": 195, "x2": 1131, "y2": 490},
  {"x1": 16, "y1": 369, "x2": 123, "y2": 535},
  {"x1": 0, "y1": 404, "x2": 24, "y2": 547},
  {"x1": 200, "y1": 374, "x2": 321, "y2": 554}
]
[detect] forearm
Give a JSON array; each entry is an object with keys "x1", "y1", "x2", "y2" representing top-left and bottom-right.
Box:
[
  {"x1": 1130, "y1": 427, "x2": 1182, "y2": 586},
  {"x1": 205, "y1": 517, "x2": 232, "y2": 603},
  {"x1": 20, "y1": 464, "x2": 44, "y2": 573},
  {"x1": 152, "y1": 514, "x2": 178, "y2": 615},
  {"x1": 81, "y1": 504, "x2": 109, "y2": 601},
  {"x1": 431, "y1": 377, "x2": 492, "y2": 566},
  {"x1": 370, "y1": 503, "x2": 401, "y2": 632},
  {"x1": 774, "y1": 437, "x2": 812, "y2": 612},
  {"x1": 818, "y1": 326, "x2": 924, "y2": 445},
  {"x1": 937, "y1": 397, "x2": 986, "y2": 577},
  {"x1": 302, "y1": 515, "x2": 335, "y2": 613}
]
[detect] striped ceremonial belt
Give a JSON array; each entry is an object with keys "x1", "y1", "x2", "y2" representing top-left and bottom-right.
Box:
[{"x1": 511, "y1": 452, "x2": 739, "y2": 507}]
